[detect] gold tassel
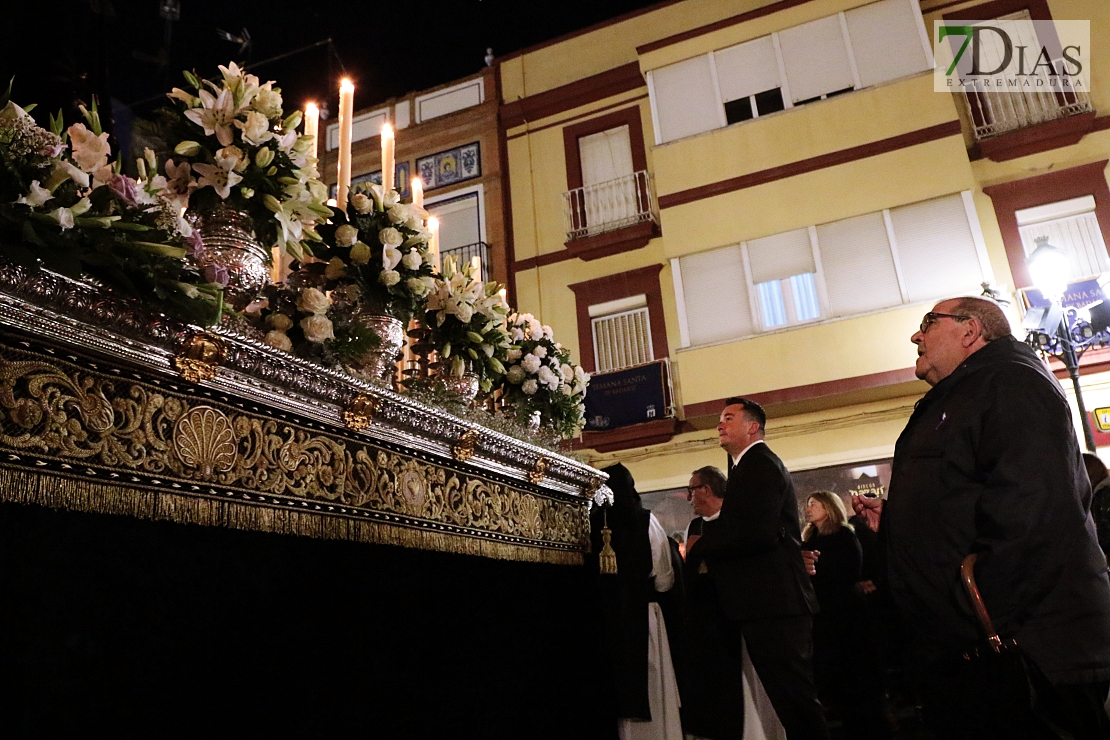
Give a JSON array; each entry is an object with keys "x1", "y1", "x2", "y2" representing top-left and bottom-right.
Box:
[{"x1": 599, "y1": 508, "x2": 617, "y2": 574}]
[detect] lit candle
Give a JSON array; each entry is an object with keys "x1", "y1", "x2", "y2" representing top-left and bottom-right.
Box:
[
  {"x1": 304, "y1": 102, "x2": 319, "y2": 162},
  {"x1": 428, "y1": 217, "x2": 440, "y2": 273},
  {"x1": 411, "y1": 176, "x2": 423, "y2": 209},
  {"x1": 498, "y1": 288, "x2": 507, "y2": 308},
  {"x1": 381, "y1": 123, "x2": 395, "y2": 194},
  {"x1": 471, "y1": 254, "x2": 482, "y2": 280},
  {"x1": 337, "y1": 79, "x2": 355, "y2": 212}
]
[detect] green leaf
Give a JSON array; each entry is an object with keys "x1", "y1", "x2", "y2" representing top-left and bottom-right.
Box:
[
  {"x1": 20, "y1": 220, "x2": 46, "y2": 247},
  {"x1": 128, "y1": 241, "x2": 187, "y2": 258},
  {"x1": 21, "y1": 103, "x2": 36, "y2": 114}
]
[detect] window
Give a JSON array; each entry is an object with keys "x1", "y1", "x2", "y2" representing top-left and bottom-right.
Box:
[
  {"x1": 590, "y1": 295, "x2": 654, "y2": 373},
  {"x1": 1016, "y1": 196, "x2": 1110, "y2": 281},
  {"x1": 673, "y1": 193, "x2": 991, "y2": 347},
  {"x1": 648, "y1": 0, "x2": 932, "y2": 144},
  {"x1": 576, "y1": 125, "x2": 639, "y2": 235},
  {"x1": 568, "y1": 265, "x2": 669, "y2": 374},
  {"x1": 426, "y1": 188, "x2": 486, "y2": 278}
]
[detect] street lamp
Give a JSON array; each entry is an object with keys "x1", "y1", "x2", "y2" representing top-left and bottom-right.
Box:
[{"x1": 1024, "y1": 236, "x2": 1106, "y2": 451}]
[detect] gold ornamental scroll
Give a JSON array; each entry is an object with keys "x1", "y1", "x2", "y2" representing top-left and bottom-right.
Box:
[{"x1": 0, "y1": 339, "x2": 589, "y2": 565}]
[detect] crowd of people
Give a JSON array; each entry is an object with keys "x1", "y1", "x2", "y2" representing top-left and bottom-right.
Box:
[{"x1": 590, "y1": 296, "x2": 1110, "y2": 740}]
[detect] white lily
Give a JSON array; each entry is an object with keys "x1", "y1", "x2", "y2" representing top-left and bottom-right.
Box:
[
  {"x1": 185, "y1": 88, "x2": 238, "y2": 147},
  {"x1": 193, "y1": 162, "x2": 243, "y2": 199},
  {"x1": 16, "y1": 180, "x2": 52, "y2": 208}
]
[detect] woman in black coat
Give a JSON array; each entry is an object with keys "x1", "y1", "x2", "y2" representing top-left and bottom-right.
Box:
[{"x1": 802, "y1": 490, "x2": 871, "y2": 733}]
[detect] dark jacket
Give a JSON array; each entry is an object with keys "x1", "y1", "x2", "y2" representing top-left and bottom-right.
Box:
[
  {"x1": 694, "y1": 442, "x2": 819, "y2": 620},
  {"x1": 883, "y1": 335, "x2": 1110, "y2": 684},
  {"x1": 1092, "y1": 478, "x2": 1110, "y2": 561}
]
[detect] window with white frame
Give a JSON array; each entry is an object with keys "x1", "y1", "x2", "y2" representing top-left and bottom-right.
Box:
[
  {"x1": 648, "y1": 0, "x2": 932, "y2": 144},
  {"x1": 673, "y1": 192, "x2": 990, "y2": 347},
  {"x1": 577, "y1": 125, "x2": 638, "y2": 234},
  {"x1": 590, "y1": 295, "x2": 654, "y2": 373},
  {"x1": 1016, "y1": 196, "x2": 1110, "y2": 281}
]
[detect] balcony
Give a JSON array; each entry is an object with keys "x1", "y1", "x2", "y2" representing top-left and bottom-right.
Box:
[
  {"x1": 441, "y1": 241, "x2": 490, "y2": 281},
  {"x1": 960, "y1": 76, "x2": 1095, "y2": 162},
  {"x1": 561, "y1": 170, "x2": 660, "y2": 261}
]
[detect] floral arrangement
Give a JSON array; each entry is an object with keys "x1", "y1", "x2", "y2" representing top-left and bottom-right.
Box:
[
  {"x1": 501, "y1": 311, "x2": 589, "y2": 439},
  {"x1": 0, "y1": 83, "x2": 224, "y2": 325},
  {"x1": 424, "y1": 256, "x2": 511, "y2": 394},
  {"x1": 308, "y1": 185, "x2": 436, "y2": 325},
  {"x1": 152, "y1": 63, "x2": 329, "y2": 262}
]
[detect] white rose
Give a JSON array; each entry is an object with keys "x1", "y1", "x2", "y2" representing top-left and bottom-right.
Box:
[
  {"x1": 383, "y1": 189, "x2": 401, "y2": 208},
  {"x1": 402, "y1": 249, "x2": 422, "y2": 271},
  {"x1": 379, "y1": 227, "x2": 403, "y2": 247},
  {"x1": 521, "y1": 353, "x2": 541, "y2": 374},
  {"x1": 335, "y1": 224, "x2": 359, "y2": 247},
  {"x1": 522, "y1": 379, "x2": 539, "y2": 396},
  {"x1": 347, "y1": 193, "x2": 369, "y2": 215},
  {"x1": 379, "y1": 270, "x2": 401, "y2": 287},
  {"x1": 236, "y1": 111, "x2": 273, "y2": 146},
  {"x1": 404, "y1": 278, "x2": 430, "y2": 297},
  {"x1": 387, "y1": 203, "x2": 409, "y2": 225},
  {"x1": 510, "y1": 327, "x2": 524, "y2": 342},
  {"x1": 382, "y1": 244, "x2": 402, "y2": 271},
  {"x1": 542, "y1": 325, "x2": 554, "y2": 340},
  {"x1": 561, "y1": 363, "x2": 574, "y2": 381},
  {"x1": 264, "y1": 330, "x2": 292, "y2": 351},
  {"x1": 538, "y1": 365, "x2": 558, "y2": 388},
  {"x1": 449, "y1": 298, "x2": 474, "y2": 324},
  {"x1": 297, "y1": 287, "x2": 330, "y2": 315},
  {"x1": 517, "y1": 313, "x2": 535, "y2": 325},
  {"x1": 254, "y1": 86, "x2": 283, "y2": 118},
  {"x1": 507, "y1": 365, "x2": 526, "y2": 383},
  {"x1": 528, "y1": 320, "x2": 544, "y2": 341},
  {"x1": 299, "y1": 314, "x2": 335, "y2": 343},
  {"x1": 560, "y1": 383, "x2": 573, "y2": 396},
  {"x1": 533, "y1": 344, "x2": 547, "y2": 359},
  {"x1": 507, "y1": 348, "x2": 522, "y2": 362}
]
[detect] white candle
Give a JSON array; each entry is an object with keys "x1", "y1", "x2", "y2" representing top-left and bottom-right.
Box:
[
  {"x1": 381, "y1": 123, "x2": 395, "y2": 194},
  {"x1": 471, "y1": 254, "x2": 482, "y2": 280},
  {"x1": 411, "y1": 176, "x2": 423, "y2": 209},
  {"x1": 498, "y1": 288, "x2": 507, "y2": 308},
  {"x1": 428, "y1": 217, "x2": 440, "y2": 273},
  {"x1": 337, "y1": 79, "x2": 355, "y2": 213},
  {"x1": 304, "y1": 101, "x2": 319, "y2": 162}
]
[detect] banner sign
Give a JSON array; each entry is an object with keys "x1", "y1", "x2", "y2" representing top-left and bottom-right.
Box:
[
  {"x1": 584, "y1": 361, "x2": 669, "y2": 431},
  {"x1": 1023, "y1": 278, "x2": 1103, "y2": 309}
]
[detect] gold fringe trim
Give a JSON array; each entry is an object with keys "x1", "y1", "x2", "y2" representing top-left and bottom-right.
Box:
[{"x1": 0, "y1": 468, "x2": 584, "y2": 566}]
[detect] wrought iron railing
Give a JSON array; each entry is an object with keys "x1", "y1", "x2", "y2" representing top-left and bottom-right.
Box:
[
  {"x1": 960, "y1": 69, "x2": 1092, "y2": 141},
  {"x1": 562, "y1": 170, "x2": 659, "y2": 242},
  {"x1": 440, "y1": 241, "x2": 491, "y2": 281}
]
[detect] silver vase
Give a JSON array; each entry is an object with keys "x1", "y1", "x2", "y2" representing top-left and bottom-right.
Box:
[
  {"x1": 437, "y1": 372, "x2": 480, "y2": 404},
  {"x1": 346, "y1": 314, "x2": 405, "y2": 387},
  {"x1": 188, "y1": 203, "x2": 272, "y2": 311}
]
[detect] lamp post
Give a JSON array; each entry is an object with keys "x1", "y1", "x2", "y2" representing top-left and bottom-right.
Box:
[{"x1": 1025, "y1": 236, "x2": 1104, "y2": 451}]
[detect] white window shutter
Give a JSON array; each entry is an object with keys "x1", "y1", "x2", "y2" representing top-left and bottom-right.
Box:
[
  {"x1": 845, "y1": 0, "x2": 931, "y2": 88},
  {"x1": 592, "y1": 307, "x2": 654, "y2": 373},
  {"x1": 714, "y1": 36, "x2": 781, "y2": 103},
  {"x1": 578, "y1": 125, "x2": 634, "y2": 186},
  {"x1": 817, "y1": 212, "x2": 903, "y2": 316},
  {"x1": 778, "y1": 16, "x2": 855, "y2": 102},
  {"x1": 890, "y1": 195, "x2": 986, "y2": 302},
  {"x1": 746, "y1": 229, "x2": 816, "y2": 283},
  {"x1": 680, "y1": 245, "x2": 754, "y2": 345},
  {"x1": 652, "y1": 55, "x2": 720, "y2": 143}
]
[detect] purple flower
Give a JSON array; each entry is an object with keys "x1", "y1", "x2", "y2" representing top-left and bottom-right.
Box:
[
  {"x1": 204, "y1": 263, "x2": 229, "y2": 287},
  {"x1": 108, "y1": 174, "x2": 140, "y2": 208},
  {"x1": 185, "y1": 230, "x2": 205, "y2": 258}
]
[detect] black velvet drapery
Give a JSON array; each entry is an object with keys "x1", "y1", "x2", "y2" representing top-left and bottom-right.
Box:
[{"x1": 0, "y1": 501, "x2": 614, "y2": 739}]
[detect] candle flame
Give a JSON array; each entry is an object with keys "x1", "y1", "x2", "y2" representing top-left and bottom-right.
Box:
[
  {"x1": 382, "y1": 123, "x2": 393, "y2": 137},
  {"x1": 305, "y1": 101, "x2": 318, "y2": 114},
  {"x1": 327, "y1": 198, "x2": 338, "y2": 207},
  {"x1": 340, "y1": 79, "x2": 354, "y2": 92},
  {"x1": 412, "y1": 176, "x2": 422, "y2": 188},
  {"x1": 427, "y1": 216, "x2": 439, "y2": 229}
]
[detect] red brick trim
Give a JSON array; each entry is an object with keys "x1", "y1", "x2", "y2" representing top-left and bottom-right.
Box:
[
  {"x1": 565, "y1": 221, "x2": 659, "y2": 262},
  {"x1": 567, "y1": 264, "x2": 667, "y2": 374},
  {"x1": 500, "y1": 63, "x2": 645, "y2": 130},
  {"x1": 576, "y1": 418, "x2": 682, "y2": 453},
  {"x1": 504, "y1": 93, "x2": 651, "y2": 141},
  {"x1": 636, "y1": 0, "x2": 819, "y2": 55},
  {"x1": 658, "y1": 120, "x2": 963, "y2": 210},
  {"x1": 981, "y1": 160, "x2": 1110, "y2": 289},
  {"x1": 683, "y1": 367, "x2": 923, "y2": 420},
  {"x1": 978, "y1": 111, "x2": 1096, "y2": 162},
  {"x1": 942, "y1": 0, "x2": 1052, "y2": 21},
  {"x1": 562, "y1": 107, "x2": 649, "y2": 192}
]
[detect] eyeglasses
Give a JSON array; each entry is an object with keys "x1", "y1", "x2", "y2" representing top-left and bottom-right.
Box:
[
  {"x1": 686, "y1": 484, "x2": 707, "y2": 498},
  {"x1": 919, "y1": 312, "x2": 972, "y2": 334}
]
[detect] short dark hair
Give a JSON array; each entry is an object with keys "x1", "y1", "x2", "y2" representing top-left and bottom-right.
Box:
[
  {"x1": 725, "y1": 396, "x2": 766, "y2": 432},
  {"x1": 692, "y1": 466, "x2": 727, "y2": 499},
  {"x1": 1084, "y1": 453, "x2": 1108, "y2": 488}
]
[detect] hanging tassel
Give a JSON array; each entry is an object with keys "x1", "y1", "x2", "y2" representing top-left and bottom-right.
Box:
[{"x1": 598, "y1": 507, "x2": 617, "y2": 574}]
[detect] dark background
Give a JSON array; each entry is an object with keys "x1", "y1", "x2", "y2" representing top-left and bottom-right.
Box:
[{"x1": 0, "y1": 0, "x2": 663, "y2": 158}]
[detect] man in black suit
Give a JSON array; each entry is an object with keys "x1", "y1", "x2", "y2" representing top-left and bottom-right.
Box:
[{"x1": 688, "y1": 397, "x2": 828, "y2": 740}]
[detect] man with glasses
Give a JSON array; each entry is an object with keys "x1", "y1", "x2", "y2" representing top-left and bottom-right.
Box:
[{"x1": 883, "y1": 296, "x2": 1110, "y2": 737}]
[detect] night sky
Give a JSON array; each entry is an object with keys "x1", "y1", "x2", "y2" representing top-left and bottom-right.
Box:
[{"x1": 2, "y1": 0, "x2": 662, "y2": 150}]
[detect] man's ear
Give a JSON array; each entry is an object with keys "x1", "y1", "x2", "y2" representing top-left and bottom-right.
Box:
[{"x1": 961, "y1": 317, "x2": 984, "y2": 348}]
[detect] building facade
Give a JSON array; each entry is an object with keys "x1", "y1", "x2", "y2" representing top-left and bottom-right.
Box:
[{"x1": 497, "y1": 0, "x2": 1110, "y2": 502}]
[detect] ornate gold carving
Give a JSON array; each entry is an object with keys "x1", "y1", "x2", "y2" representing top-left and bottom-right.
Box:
[
  {"x1": 173, "y1": 406, "x2": 236, "y2": 478},
  {"x1": 452, "y1": 428, "x2": 480, "y2": 462},
  {"x1": 343, "y1": 394, "x2": 378, "y2": 431},
  {"x1": 598, "y1": 510, "x2": 617, "y2": 574},
  {"x1": 0, "y1": 345, "x2": 590, "y2": 563},
  {"x1": 529, "y1": 456, "x2": 550, "y2": 485},
  {"x1": 586, "y1": 476, "x2": 603, "y2": 494},
  {"x1": 173, "y1": 333, "x2": 225, "y2": 383}
]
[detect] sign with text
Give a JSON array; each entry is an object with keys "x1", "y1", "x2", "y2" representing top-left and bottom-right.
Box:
[
  {"x1": 584, "y1": 361, "x2": 669, "y2": 431},
  {"x1": 934, "y1": 19, "x2": 1090, "y2": 94},
  {"x1": 1023, "y1": 278, "x2": 1103, "y2": 310}
]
